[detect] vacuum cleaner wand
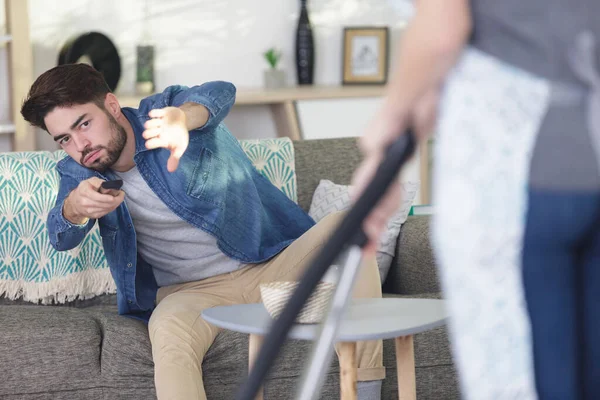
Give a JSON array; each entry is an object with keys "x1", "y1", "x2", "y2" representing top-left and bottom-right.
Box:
[{"x1": 235, "y1": 131, "x2": 417, "y2": 400}]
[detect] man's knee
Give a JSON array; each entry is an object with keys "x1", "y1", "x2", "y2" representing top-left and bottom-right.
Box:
[
  {"x1": 310, "y1": 211, "x2": 347, "y2": 243},
  {"x1": 150, "y1": 313, "x2": 193, "y2": 351},
  {"x1": 320, "y1": 210, "x2": 346, "y2": 227},
  {"x1": 150, "y1": 305, "x2": 219, "y2": 356}
]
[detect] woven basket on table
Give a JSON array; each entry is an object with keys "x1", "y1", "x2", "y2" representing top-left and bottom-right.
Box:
[{"x1": 260, "y1": 281, "x2": 336, "y2": 324}]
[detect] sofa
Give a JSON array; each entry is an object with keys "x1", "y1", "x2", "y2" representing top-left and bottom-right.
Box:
[{"x1": 0, "y1": 137, "x2": 459, "y2": 399}]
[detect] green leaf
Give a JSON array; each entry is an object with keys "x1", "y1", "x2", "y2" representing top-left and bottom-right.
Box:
[{"x1": 263, "y1": 48, "x2": 281, "y2": 69}]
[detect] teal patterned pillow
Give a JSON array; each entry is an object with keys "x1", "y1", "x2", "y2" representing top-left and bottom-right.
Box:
[
  {"x1": 239, "y1": 138, "x2": 297, "y2": 203},
  {"x1": 0, "y1": 137, "x2": 297, "y2": 303}
]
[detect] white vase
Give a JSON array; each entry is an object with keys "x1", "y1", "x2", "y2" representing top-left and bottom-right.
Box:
[{"x1": 263, "y1": 69, "x2": 286, "y2": 89}]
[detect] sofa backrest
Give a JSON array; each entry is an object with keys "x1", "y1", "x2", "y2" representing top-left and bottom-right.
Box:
[
  {"x1": 293, "y1": 138, "x2": 440, "y2": 296},
  {"x1": 0, "y1": 138, "x2": 299, "y2": 305},
  {"x1": 382, "y1": 215, "x2": 439, "y2": 295},
  {"x1": 293, "y1": 137, "x2": 362, "y2": 212},
  {"x1": 1, "y1": 136, "x2": 441, "y2": 306}
]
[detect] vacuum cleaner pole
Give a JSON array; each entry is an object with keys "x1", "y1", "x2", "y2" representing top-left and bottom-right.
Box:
[
  {"x1": 235, "y1": 132, "x2": 417, "y2": 400},
  {"x1": 296, "y1": 245, "x2": 364, "y2": 400}
]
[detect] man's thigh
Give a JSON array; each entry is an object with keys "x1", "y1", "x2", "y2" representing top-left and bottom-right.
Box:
[
  {"x1": 149, "y1": 275, "x2": 242, "y2": 351},
  {"x1": 235, "y1": 211, "x2": 381, "y2": 303}
]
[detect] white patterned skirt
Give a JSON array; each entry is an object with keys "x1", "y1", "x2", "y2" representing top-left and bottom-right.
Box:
[{"x1": 431, "y1": 48, "x2": 550, "y2": 399}]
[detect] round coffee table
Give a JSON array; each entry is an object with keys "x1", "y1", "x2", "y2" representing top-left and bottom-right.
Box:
[{"x1": 202, "y1": 297, "x2": 447, "y2": 400}]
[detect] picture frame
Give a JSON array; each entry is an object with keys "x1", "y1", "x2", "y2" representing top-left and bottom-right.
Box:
[{"x1": 342, "y1": 27, "x2": 389, "y2": 85}]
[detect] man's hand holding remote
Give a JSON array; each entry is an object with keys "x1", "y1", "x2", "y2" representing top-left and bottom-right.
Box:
[{"x1": 63, "y1": 177, "x2": 125, "y2": 224}]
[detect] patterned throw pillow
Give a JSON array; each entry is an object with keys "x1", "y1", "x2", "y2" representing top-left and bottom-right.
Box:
[
  {"x1": 308, "y1": 179, "x2": 419, "y2": 285},
  {"x1": 0, "y1": 138, "x2": 297, "y2": 304},
  {"x1": 239, "y1": 139, "x2": 297, "y2": 203}
]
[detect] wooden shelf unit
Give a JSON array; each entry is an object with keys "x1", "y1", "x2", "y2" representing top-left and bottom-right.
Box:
[
  {"x1": 120, "y1": 84, "x2": 432, "y2": 203},
  {"x1": 119, "y1": 85, "x2": 388, "y2": 141},
  {"x1": 232, "y1": 85, "x2": 388, "y2": 105},
  {"x1": 3, "y1": 0, "x2": 35, "y2": 151}
]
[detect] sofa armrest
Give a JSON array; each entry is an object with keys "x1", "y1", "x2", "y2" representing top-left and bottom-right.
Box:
[
  {"x1": 383, "y1": 292, "x2": 442, "y2": 300},
  {"x1": 383, "y1": 216, "x2": 441, "y2": 296}
]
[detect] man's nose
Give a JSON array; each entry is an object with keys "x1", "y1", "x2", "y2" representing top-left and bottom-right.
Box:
[{"x1": 73, "y1": 134, "x2": 91, "y2": 152}]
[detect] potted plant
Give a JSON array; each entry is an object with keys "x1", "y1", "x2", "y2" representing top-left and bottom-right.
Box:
[
  {"x1": 136, "y1": 45, "x2": 155, "y2": 95},
  {"x1": 263, "y1": 48, "x2": 286, "y2": 89}
]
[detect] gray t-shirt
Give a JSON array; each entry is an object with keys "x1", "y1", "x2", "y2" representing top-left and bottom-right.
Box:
[
  {"x1": 113, "y1": 166, "x2": 244, "y2": 287},
  {"x1": 470, "y1": 0, "x2": 600, "y2": 190}
]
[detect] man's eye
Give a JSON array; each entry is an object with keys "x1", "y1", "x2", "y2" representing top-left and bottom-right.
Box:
[
  {"x1": 81, "y1": 121, "x2": 90, "y2": 128},
  {"x1": 59, "y1": 137, "x2": 70, "y2": 145}
]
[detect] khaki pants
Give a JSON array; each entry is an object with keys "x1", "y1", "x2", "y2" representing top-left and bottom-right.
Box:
[{"x1": 149, "y1": 212, "x2": 385, "y2": 400}]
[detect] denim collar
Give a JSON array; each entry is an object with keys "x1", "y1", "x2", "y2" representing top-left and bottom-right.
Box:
[{"x1": 121, "y1": 107, "x2": 151, "y2": 157}]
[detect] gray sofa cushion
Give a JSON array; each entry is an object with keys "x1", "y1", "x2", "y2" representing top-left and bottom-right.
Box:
[
  {"x1": 0, "y1": 387, "x2": 157, "y2": 400},
  {"x1": 384, "y1": 216, "x2": 441, "y2": 295},
  {"x1": 89, "y1": 305, "x2": 154, "y2": 379},
  {"x1": 203, "y1": 291, "x2": 457, "y2": 399},
  {"x1": 0, "y1": 300, "x2": 458, "y2": 400},
  {"x1": 0, "y1": 306, "x2": 102, "y2": 396},
  {"x1": 0, "y1": 304, "x2": 156, "y2": 399},
  {"x1": 203, "y1": 328, "x2": 342, "y2": 399},
  {"x1": 383, "y1": 292, "x2": 459, "y2": 400},
  {"x1": 0, "y1": 389, "x2": 106, "y2": 400},
  {"x1": 205, "y1": 321, "x2": 458, "y2": 400},
  {"x1": 294, "y1": 138, "x2": 362, "y2": 212}
]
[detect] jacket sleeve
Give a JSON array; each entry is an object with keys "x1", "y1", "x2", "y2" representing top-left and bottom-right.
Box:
[{"x1": 137, "y1": 81, "x2": 237, "y2": 135}]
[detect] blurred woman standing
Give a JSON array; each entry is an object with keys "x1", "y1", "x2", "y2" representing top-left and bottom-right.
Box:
[{"x1": 352, "y1": 1, "x2": 600, "y2": 398}]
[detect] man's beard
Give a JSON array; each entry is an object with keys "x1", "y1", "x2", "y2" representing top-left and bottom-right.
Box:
[{"x1": 81, "y1": 113, "x2": 127, "y2": 173}]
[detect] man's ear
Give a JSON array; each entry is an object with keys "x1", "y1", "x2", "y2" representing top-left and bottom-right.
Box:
[{"x1": 104, "y1": 93, "x2": 121, "y2": 118}]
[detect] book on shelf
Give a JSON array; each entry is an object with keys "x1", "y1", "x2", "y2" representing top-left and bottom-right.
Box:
[{"x1": 408, "y1": 204, "x2": 434, "y2": 216}]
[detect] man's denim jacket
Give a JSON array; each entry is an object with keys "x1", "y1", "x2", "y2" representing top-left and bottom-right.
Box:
[{"x1": 46, "y1": 82, "x2": 316, "y2": 322}]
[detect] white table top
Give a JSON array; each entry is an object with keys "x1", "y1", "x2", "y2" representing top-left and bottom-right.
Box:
[{"x1": 202, "y1": 298, "x2": 447, "y2": 341}]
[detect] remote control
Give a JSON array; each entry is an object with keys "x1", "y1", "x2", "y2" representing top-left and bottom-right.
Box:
[{"x1": 100, "y1": 179, "x2": 123, "y2": 191}]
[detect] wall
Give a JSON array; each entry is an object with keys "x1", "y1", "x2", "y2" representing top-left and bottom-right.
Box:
[
  {"x1": 2, "y1": 0, "x2": 411, "y2": 151},
  {"x1": 298, "y1": 96, "x2": 423, "y2": 201},
  {"x1": 1, "y1": 1, "x2": 418, "y2": 194},
  {"x1": 1, "y1": 7, "x2": 10, "y2": 152},
  {"x1": 0, "y1": 45, "x2": 9, "y2": 152},
  {"x1": 25, "y1": 0, "x2": 412, "y2": 91}
]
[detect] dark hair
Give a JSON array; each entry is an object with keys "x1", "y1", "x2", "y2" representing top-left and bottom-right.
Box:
[{"x1": 21, "y1": 64, "x2": 111, "y2": 131}]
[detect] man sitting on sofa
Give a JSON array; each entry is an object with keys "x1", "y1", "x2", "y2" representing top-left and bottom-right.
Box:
[{"x1": 20, "y1": 64, "x2": 384, "y2": 400}]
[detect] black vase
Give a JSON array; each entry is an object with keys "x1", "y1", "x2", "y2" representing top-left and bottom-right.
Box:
[{"x1": 295, "y1": 0, "x2": 314, "y2": 85}]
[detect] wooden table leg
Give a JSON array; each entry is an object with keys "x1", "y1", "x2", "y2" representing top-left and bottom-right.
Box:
[
  {"x1": 395, "y1": 335, "x2": 417, "y2": 400},
  {"x1": 338, "y1": 341, "x2": 357, "y2": 400},
  {"x1": 248, "y1": 334, "x2": 265, "y2": 400}
]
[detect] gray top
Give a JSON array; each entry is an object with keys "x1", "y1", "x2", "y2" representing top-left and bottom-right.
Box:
[
  {"x1": 470, "y1": 0, "x2": 599, "y2": 85},
  {"x1": 201, "y1": 298, "x2": 446, "y2": 342},
  {"x1": 113, "y1": 166, "x2": 244, "y2": 287},
  {"x1": 470, "y1": 0, "x2": 600, "y2": 190}
]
